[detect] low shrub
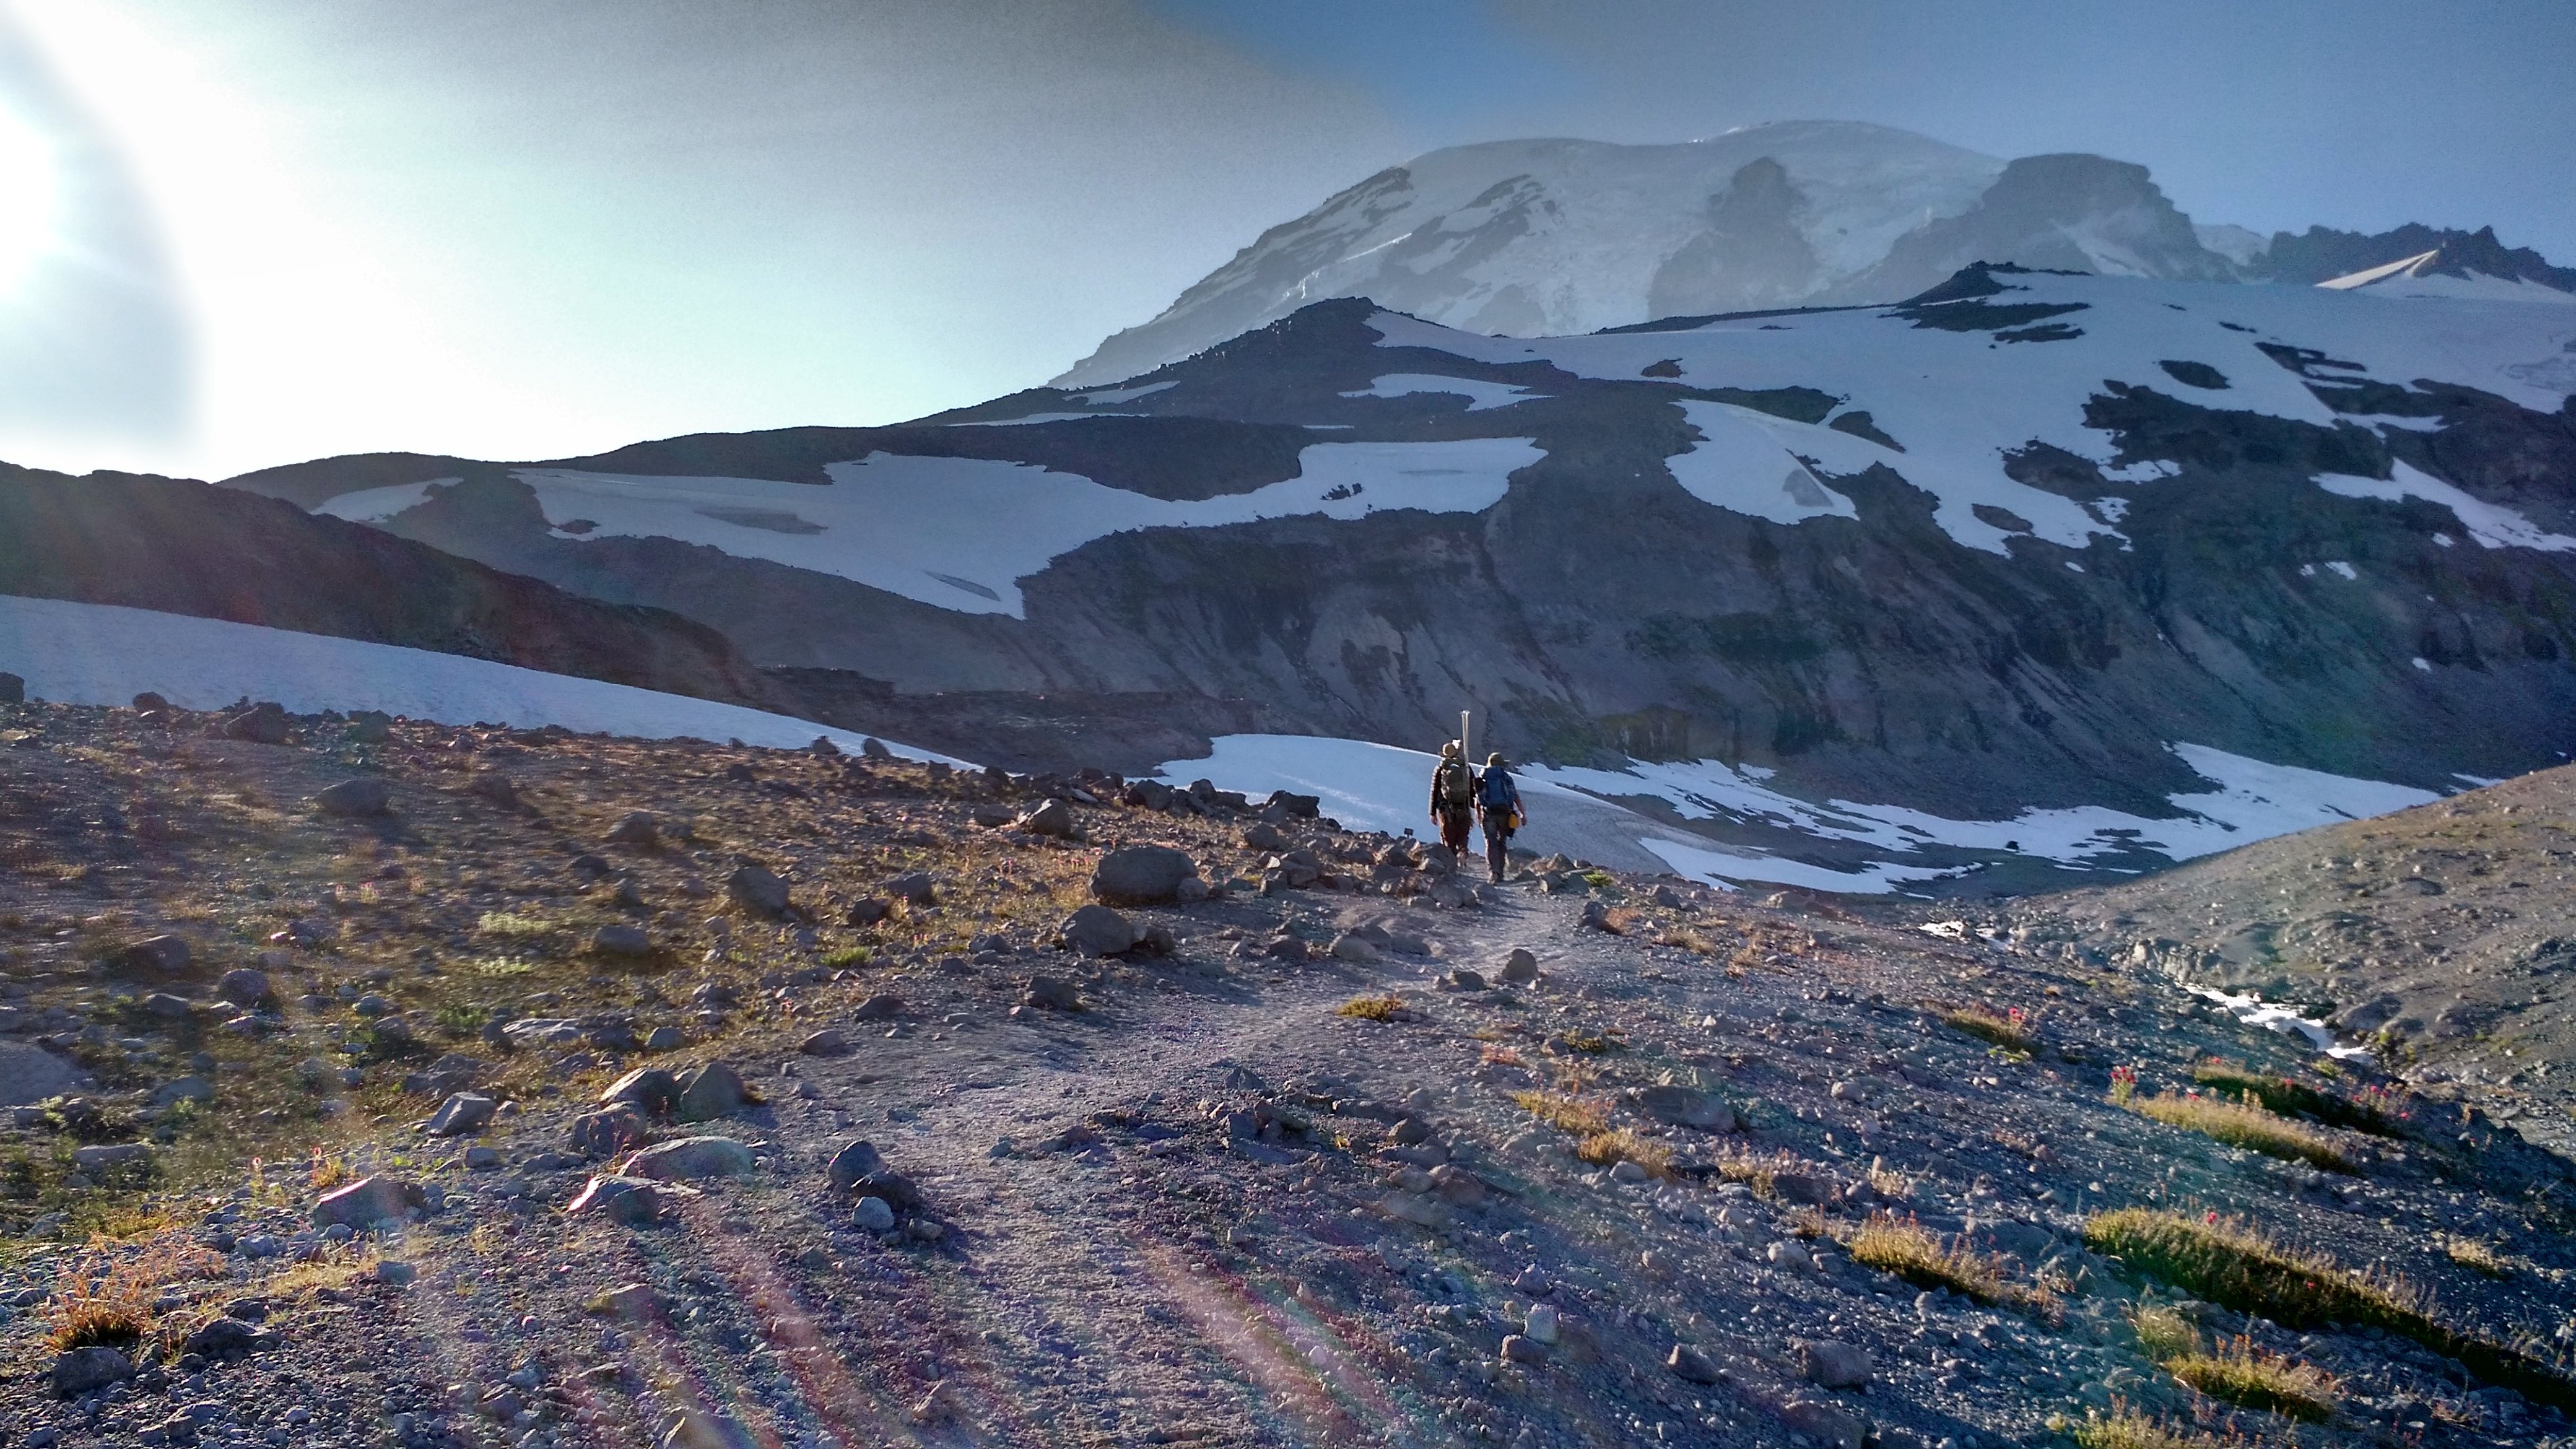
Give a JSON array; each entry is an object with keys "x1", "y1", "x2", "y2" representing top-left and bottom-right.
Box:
[
  {"x1": 2191, "y1": 1061, "x2": 2407, "y2": 1138},
  {"x1": 1941, "y1": 1004, "x2": 2036, "y2": 1052},
  {"x1": 1573, "y1": 1128, "x2": 1671, "y2": 1177},
  {"x1": 1844, "y1": 1212, "x2": 2057, "y2": 1317},
  {"x1": 1333, "y1": 993, "x2": 1404, "y2": 1022},
  {"x1": 2125, "y1": 1090, "x2": 2354, "y2": 1173},
  {"x1": 2164, "y1": 1336, "x2": 2339, "y2": 1421},
  {"x1": 1509, "y1": 1090, "x2": 1608, "y2": 1136}
]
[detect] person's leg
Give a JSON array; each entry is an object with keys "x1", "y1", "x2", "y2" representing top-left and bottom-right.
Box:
[{"x1": 1486, "y1": 827, "x2": 1507, "y2": 882}]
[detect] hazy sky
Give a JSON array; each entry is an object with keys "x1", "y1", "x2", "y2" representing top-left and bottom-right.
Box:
[{"x1": 2, "y1": 0, "x2": 2570, "y2": 481}]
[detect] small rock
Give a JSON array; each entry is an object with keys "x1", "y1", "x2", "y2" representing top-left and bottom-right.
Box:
[
  {"x1": 1668, "y1": 1344, "x2": 1725, "y2": 1384},
  {"x1": 844, "y1": 898, "x2": 892, "y2": 927},
  {"x1": 567, "y1": 1107, "x2": 648, "y2": 1157},
  {"x1": 71, "y1": 1142, "x2": 152, "y2": 1173},
  {"x1": 853, "y1": 1196, "x2": 897, "y2": 1233},
  {"x1": 879, "y1": 872, "x2": 938, "y2": 906},
  {"x1": 221, "y1": 703, "x2": 289, "y2": 744},
  {"x1": 1090, "y1": 845, "x2": 1201, "y2": 907},
  {"x1": 1426, "y1": 1164, "x2": 1487, "y2": 1207},
  {"x1": 726, "y1": 863, "x2": 791, "y2": 917},
  {"x1": 673, "y1": 1061, "x2": 755, "y2": 1121},
  {"x1": 467, "y1": 771, "x2": 519, "y2": 807},
  {"x1": 151, "y1": 1076, "x2": 215, "y2": 1108},
  {"x1": 313, "y1": 778, "x2": 393, "y2": 817},
  {"x1": 1779, "y1": 1399, "x2": 1868, "y2": 1449},
  {"x1": 464, "y1": 1146, "x2": 501, "y2": 1170},
  {"x1": 591, "y1": 925, "x2": 653, "y2": 958},
  {"x1": 624, "y1": 1135, "x2": 756, "y2": 1180},
  {"x1": 1497, "y1": 947, "x2": 1539, "y2": 985},
  {"x1": 567, "y1": 1174, "x2": 672, "y2": 1225},
  {"x1": 1263, "y1": 935, "x2": 1312, "y2": 964},
  {"x1": 1328, "y1": 933, "x2": 1381, "y2": 964},
  {"x1": 425, "y1": 1092, "x2": 496, "y2": 1137},
  {"x1": 852, "y1": 993, "x2": 904, "y2": 1021},
  {"x1": 798, "y1": 1029, "x2": 851, "y2": 1056},
  {"x1": 373, "y1": 1260, "x2": 418, "y2": 1287},
  {"x1": 1061, "y1": 904, "x2": 1140, "y2": 957},
  {"x1": 825, "y1": 1139, "x2": 886, "y2": 1190},
  {"x1": 1632, "y1": 1084, "x2": 1734, "y2": 1132},
  {"x1": 186, "y1": 1316, "x2": 281, "y2": 1357},
  {"x1": 1609, "y1": 1159, "x2": 1648, "y2": 1183},
  {"x1": 51, "y1": 1345, "x2": 133, "y2": 1398},
  {"x1": 645, "y1": 1026, "x2": 686, "y2": 1051},
  {"x1": 1498, "y1": 1333, "x2": 1547, "y2": 1365},
  {"x1": 1444, "y1": 968, "x2": 1488, "y2": 990},
  {"x1": 311, "y1": 1175, "x2": 414, "y2": 1229},
  {"x1": 1524, "y1": 1303, "x2": 1560, "y2": 1344},
  {"x1": 1241, "y1": 822, "x2": 1291, "y2": 852},
  {"x1": 116, "y1": 934, "x2": 191, "y2": 974},
  {"x1": 1801, "y1": 1339, "x2": 1873, "y2": 1389},
  {"x1": 1767, "y1": 1240, "x2": 1814, "y2": 1271},
  {"x1": 606, "y1": 811, "x2": 664, "y2": 848},
  {"x1": 601, "y1": 1068, "x2": 681, "y2": 1117},
  {"x1": 215, "y1": 968, "x2": 270, "y2": 1006},
  {"x1": 594, "y1": 1282, "x2": 667, "y2": 1319},
  {"x1": 1015, "y1": 799, "x2": 1079, "y2": 839},
  {"x1": 1024, "y1": 975, "x2": 1084, "y2": 1011},
  {"x1": 1771, "y1": 1173, "x2": 1837, "y2": 1206}
]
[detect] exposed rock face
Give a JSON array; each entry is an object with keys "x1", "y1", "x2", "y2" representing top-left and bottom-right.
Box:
[
  {"x1": 1839, "y1": 153, "x2": 2235, "y2": 302},
  {"x1": 1648, "y1": 158, "x2": 1824, "y2": 317}
]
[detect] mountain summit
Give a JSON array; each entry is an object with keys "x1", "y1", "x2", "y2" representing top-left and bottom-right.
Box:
[{"x1": 1055, "y1": 121, "x2": 2573, "y2": 389}]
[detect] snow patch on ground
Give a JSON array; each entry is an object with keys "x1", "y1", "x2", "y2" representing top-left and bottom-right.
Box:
[
  {"x1": 2313, "y1": 460, "x2": 2576, "y2": 552},
  {"x1": 1155, "y1": 733, "x2": 2439, "y2": 895},
  {"x1": 1340, "y1": 374, "x2": 1546, "y2": 411},
  {"x1": 0, "y1": 594, "x2": 960, "y2": 762},
  {"x1": 507, "y1": 437, "x2": 1543, "y2": 618}
]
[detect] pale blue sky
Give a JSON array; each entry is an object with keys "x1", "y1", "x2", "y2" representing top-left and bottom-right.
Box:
[{"x1": 1, "y1": 0, "x2": 2568, "y2": 480}]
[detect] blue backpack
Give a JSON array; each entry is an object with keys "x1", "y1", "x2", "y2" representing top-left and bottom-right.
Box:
[{"x1": 1479, "y1": 767, "x2": 1519, "y2": 812}]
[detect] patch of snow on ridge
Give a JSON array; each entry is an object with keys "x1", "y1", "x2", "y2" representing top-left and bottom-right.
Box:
[
  {"x1": 315, "y1": 479, "x2": 454, "y2": 523},
  {"x1": 515, "y1": 436, "x2": 1543, "y2": 618},
  {"x1": 2313, "y1": 460, "x2": 2576, "y2": 551},
  {"x1": 1340, "y1": 374, "x2": 1546, "y2": 411},
  {"x1": 1077, "y1": 381, "x2": 1177, "y2": 405},
  {"x1": 1667, "y1": 401, "x2": 1859, "y2": 524},
  {"x1": 0, "y1": 595, "x2": 963, "y2": 762}
]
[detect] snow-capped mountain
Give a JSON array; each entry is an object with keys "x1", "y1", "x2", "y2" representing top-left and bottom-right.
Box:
[
  {"x1": 212, "y1": 255, "x2": 2576, "y2": 894},
  {"x1": 1053, "y1": 121, "x2": 2575, "y2": 389}
]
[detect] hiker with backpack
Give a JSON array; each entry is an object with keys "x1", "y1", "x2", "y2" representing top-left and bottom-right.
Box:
[
  {"x1": 1429, "y1": 740, "x2": 1477, "y2": 858},
  {"x1": 1476, "y1": 752, "x2": 1522, "y2": 884}
]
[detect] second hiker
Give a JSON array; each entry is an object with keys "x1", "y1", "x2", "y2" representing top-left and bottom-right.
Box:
[{"x1": 1476, "y1": 751, "x2": 1522, "y2": 884}]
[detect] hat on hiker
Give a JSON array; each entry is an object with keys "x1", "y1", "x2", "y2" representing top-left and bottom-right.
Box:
[
  {"x1": 1486, "y1": 752, "x2": 1507, "y2": 767},
  {"x1": 1442, "y1": 740, "x2": 1462, "y2": 758}
]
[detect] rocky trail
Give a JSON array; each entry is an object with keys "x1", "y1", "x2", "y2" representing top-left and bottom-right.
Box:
[{"x1": 1, "y1": 701, "x2": 2573, "y2": 1449}]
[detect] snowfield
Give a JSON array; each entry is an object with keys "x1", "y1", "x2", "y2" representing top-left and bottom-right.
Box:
[
  {"x1": 0, "y1": 594, "x2": 960, "y2": 761},
  {"x1": 495, "y1": 437, "x2": 1543, "y2": 618},
  {"x1": 1369, "y1": 271, "x2": 2576, "y2": 556},
  {"x1": 1161, "y1": 733, "x2": 2441, "y2": 895}
]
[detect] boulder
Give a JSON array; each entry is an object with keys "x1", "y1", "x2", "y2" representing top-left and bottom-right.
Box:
[
  {"x1": 1014, "y1": 799, "x2": 1079, "y2": 838},
  {"x1": 51, "y1": 1345, "x2": 133, "y2": 1398},
  {"x1": 144, "y1": 990, "x2": 196, "y2": 1017},
  {"x1": 1267, "y1": 790, "x2": 1320, "y2": 819},
  {"x1": 500, "y1": 1017, "x2": 585, "y2": 1050},
  {"x1": 624, "y1": 1135, "x2": 756, "y2": 1180},
  {"x1": 1800, "y1": 1339, "x2": 1874, "y2": 1390},
  {"x1": 346, "y1": 710, "x2": 393, "y2": 743},
  {"x1": 674, "y1": 1061, "x2": 755, "y2": 1121},
  {"x1": 1329, "y1": 934, "x2": 1381, "y2": 964},
  {"x1": 215, "y1": 968, "x2": 270, "y2": 1006},
  {"x1": 1090, "y1": 846, "x2": 1200, "y2": 907},
  {"x1": 798, "y1": 1028, "x2": 851, "y2": 1056},
  {"x1": 1240, "y1": 822, "x2": 1291, "y2": 853},
  {"x1": 425, "y1": 1092, "x2": 497, "y2": 1137},
  {"x1": 567, "y1": 1107, "x2": 650, "y2": 1157},
  {"x1": 590, "y1": 925, "x2": 653, "y2": 958},
  {"x1": 566, "y1": 1174, "x2": 670, "y2": 1225},
  {"x1": 726, "y1": 863, "x2": 791, "y2": 916},
  {"x1": 593, "y1": 1282, "x2": 668, "y2": 1319},
  {"x1": 1061, "y1": 904, "x2": 1139, "y2": 957},
  {"x1": 1632, "y1": 1084, "x2": 1734, "y2": 1132},
  {"x1": 313, "y1": 778, "x2": 391, "y2": 817},
  {"x1": 311, "y1": 1175, "x2": 414, "y2": 1229},
  {"x1": 851, "y1": 993, "x2": 903, "y2": 1021},
  {"x1": 116, "y1": 934, "x2": 191, "y2": 974},
  {"x1": 845, "y1": 898, "x2": 892, "y2": 927}
]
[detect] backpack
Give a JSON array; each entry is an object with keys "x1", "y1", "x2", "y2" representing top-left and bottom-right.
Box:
[
  {"x1": 1479, "y1": 767, "x2": 1519, "y2": 813},
  {"x1": 1437, "y1": 760, "x2": 1476, "y2": 809}
]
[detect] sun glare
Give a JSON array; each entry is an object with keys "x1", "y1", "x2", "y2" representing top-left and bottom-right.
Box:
[{"x1": 0, "y1": 107, "x2": 58, "y2": 290}]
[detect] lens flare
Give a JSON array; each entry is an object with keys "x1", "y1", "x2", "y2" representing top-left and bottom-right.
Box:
[{"x1": 0, "y1": 107, "x2": 58, "y2": 290}]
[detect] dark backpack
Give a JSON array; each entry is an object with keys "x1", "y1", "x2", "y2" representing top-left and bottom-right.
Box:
[
  {"x1": 1479, "y1": 767, "x2": 1518, "y2": 812},
  {"x1": 1437, "y1": 760, "x2": 1475, "y2": 809}
]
